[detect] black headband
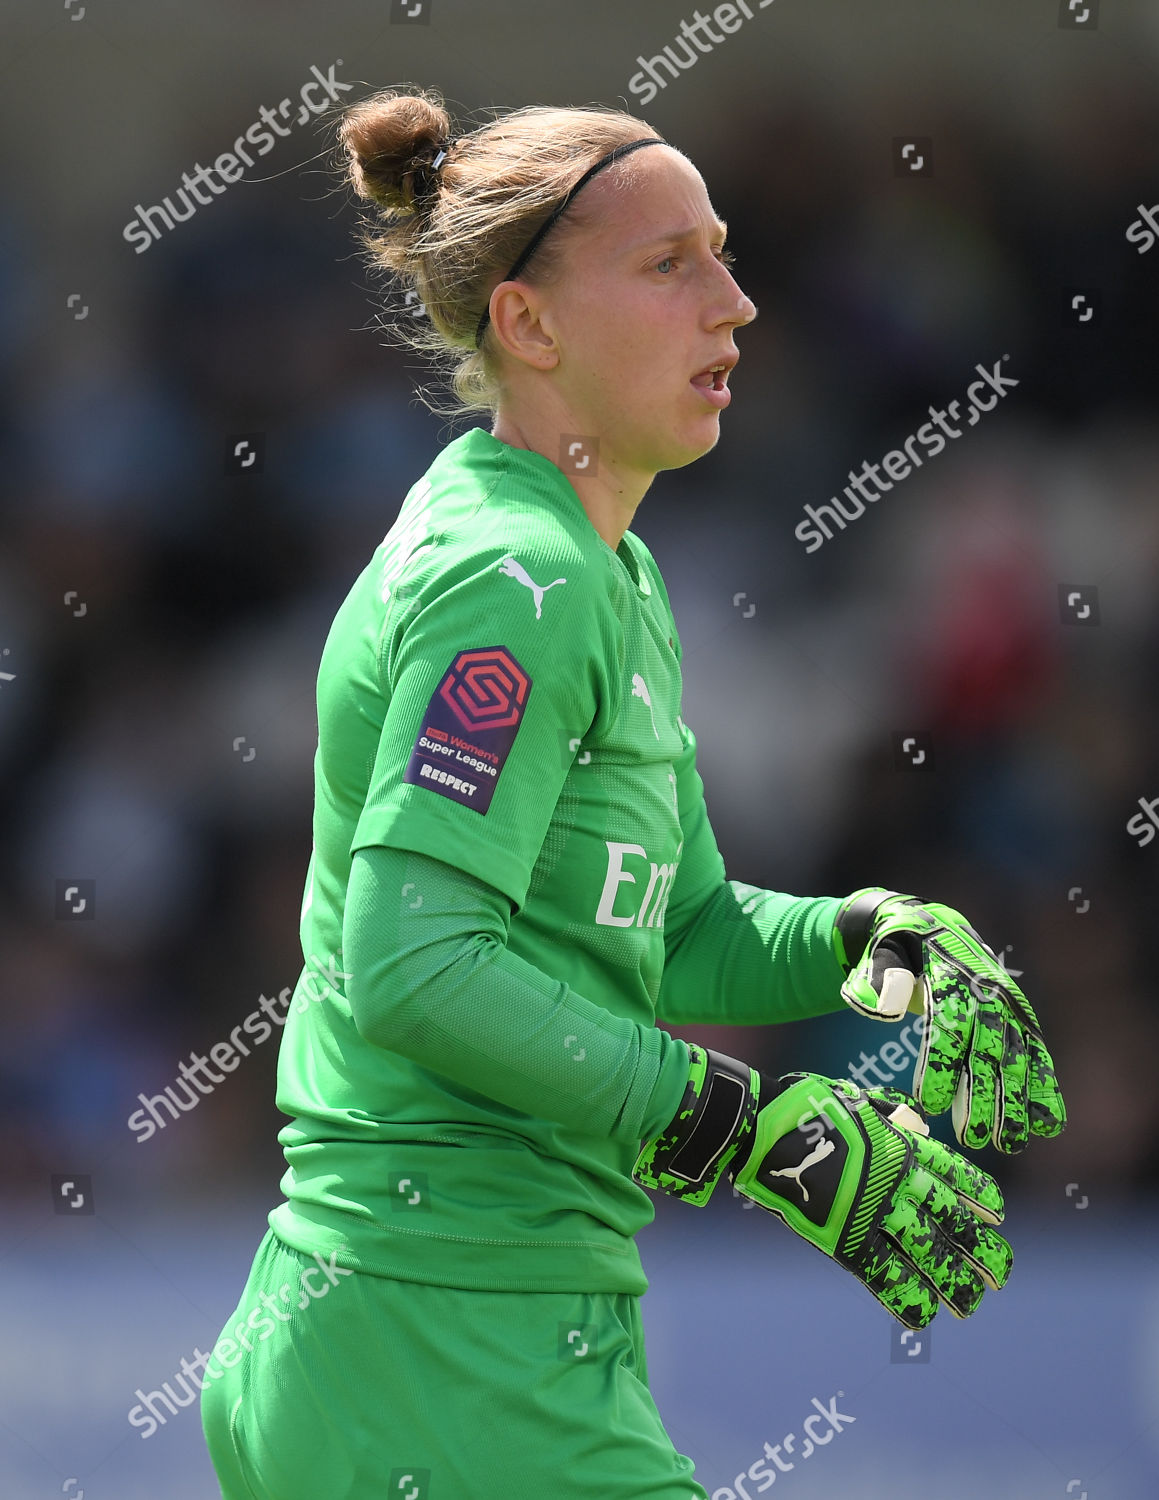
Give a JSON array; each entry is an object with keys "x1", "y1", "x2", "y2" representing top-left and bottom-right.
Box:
[{"x1": 474, "y1": 136, "x2": 667, "y2": 349}]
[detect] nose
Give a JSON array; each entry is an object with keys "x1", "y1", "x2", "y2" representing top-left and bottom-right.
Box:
[
  {"x1": 712, "y1": 263, "x2": 757, "y2": 329},
  {"x1": 733, "y1": 291, "x2": 757, "y2": 325}
]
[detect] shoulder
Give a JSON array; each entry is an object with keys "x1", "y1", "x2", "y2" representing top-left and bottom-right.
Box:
[
  {"x1": 382, "y1": 525, "x2": 621, "y2": 713},
  {"x1": 405, "y1": 533, "x2": 610, "y2": 632}
]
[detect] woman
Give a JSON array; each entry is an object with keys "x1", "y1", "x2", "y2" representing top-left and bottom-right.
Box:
[{"x1": 201, "y1": 88, "x2": 1065, "y2": 1499}]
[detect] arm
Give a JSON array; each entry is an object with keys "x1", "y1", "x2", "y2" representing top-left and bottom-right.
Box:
[
  {"x1": 344, "y1": 842, "x2": 690, "y2": 1142},
  {"x1": 657, "y1": 715, "x2": 847, "y2": 1026},
  {"x1": 340, "y1": 535, "x2": 695, "y2": 1141}
]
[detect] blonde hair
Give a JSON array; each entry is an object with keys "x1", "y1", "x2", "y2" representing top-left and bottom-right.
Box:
[{"x1": 335, "y1": 85, "x2": 665, "y2": 418}]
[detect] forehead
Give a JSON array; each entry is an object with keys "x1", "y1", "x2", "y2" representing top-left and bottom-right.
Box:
[{"x1": 583, "y1": 146, "x2": 726, "y2": 245}]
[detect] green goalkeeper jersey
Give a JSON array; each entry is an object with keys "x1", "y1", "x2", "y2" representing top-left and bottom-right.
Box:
[{"x1": 268, "y1": 426, "x2": 844, "y2": 1293}]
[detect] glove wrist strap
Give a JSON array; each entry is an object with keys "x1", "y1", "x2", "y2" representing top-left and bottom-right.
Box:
[
  {"x1": 634, "y1": 1044, "x2": 765, "y2": 1206},
  {"x1": 834, "y1": 887, "x2": 903, "y2": 970}
]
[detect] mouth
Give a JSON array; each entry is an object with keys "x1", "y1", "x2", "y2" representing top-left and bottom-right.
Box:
[{"x1": 690, "y1": 354, "x2": 738, "y2": 405}]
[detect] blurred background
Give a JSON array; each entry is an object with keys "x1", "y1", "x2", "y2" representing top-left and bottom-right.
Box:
[{"x1": 2, "y1": 0, "x2": 1159, "y2": 1495}]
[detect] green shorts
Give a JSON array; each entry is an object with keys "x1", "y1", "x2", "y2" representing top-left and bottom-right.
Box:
[{"x1": 201, "y1": 1227, "x2": 708, "y2": 1500}]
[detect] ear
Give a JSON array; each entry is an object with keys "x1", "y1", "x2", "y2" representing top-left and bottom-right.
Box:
[{"x1": 488, "y1": 281, "x2": 560, "y2": 372}]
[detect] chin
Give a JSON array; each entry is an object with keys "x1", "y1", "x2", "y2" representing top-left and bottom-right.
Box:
[
  {"x1": 667, "y1": 418, "x2": 722, "y2": 468},
  {"x1": 621, "y1": 411, "x2": 722, "y2": 473}
]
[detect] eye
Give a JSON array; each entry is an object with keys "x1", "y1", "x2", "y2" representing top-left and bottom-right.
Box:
[{"x1": 654, "y1": 248, "x2": 737, "y2": 275}]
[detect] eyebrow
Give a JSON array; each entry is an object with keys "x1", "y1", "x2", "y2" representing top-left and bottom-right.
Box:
[{"x1": 631, "y1": 219, "x2": 729, "y2": 251}]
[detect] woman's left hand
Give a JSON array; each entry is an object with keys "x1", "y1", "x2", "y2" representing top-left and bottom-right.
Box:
[{"x1": 833, "y1": 887, "x2": 1067, "y2": 1154}]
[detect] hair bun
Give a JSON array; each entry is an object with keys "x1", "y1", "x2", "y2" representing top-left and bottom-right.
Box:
[{"x1": 339, "y1": 88, "x2": 454, "y2": 214}]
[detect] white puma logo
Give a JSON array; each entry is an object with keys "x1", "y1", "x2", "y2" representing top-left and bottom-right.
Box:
[
  {"x1": 631, "y1": 672, "x2": 659, "y2": 738},
  {"x1": 497, "y1": 554, "x2": 567, "y2": 619},
  {"x1": 763, "y1": 1137, "x2": 836, "y2": 1204}
]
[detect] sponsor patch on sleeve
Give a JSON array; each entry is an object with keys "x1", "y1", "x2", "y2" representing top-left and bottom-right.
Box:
[{"x1": 402, "y1": 646, "x2": 532, "y2": 814}]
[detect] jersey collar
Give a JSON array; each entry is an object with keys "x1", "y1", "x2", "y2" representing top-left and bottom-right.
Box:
[{"x1": 464, "y1": 427, "x2": 651, "y2": 598}]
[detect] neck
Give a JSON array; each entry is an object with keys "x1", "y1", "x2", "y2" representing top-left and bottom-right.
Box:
[{"x1": 490, "y1": 408, "x2": 651, "y2": 551}]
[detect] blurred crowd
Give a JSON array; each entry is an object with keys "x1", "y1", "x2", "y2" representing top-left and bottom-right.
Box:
[{"x1": 4, "y1": 59, "x2": 1159, "y2": 1217}]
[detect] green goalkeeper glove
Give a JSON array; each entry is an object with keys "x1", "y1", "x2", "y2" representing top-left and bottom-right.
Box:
[
  {"x1": 633, "y1": 1045, "x2": 1012, "y2": 1330},
  {"x1": 833, "y1": 887, "x2": 1067, "y2": 1155}
]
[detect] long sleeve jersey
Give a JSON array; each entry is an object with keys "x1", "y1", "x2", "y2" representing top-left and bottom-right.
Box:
[{"x1": 269, "y1": 426, "x2": 846, "y2": 1293}]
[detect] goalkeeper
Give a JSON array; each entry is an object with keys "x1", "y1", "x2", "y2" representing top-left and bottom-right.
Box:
[{"x1": 202, "y1": 89, "x2": 1066, "y2": 1500}]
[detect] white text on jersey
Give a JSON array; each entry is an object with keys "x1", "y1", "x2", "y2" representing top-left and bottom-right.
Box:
[{"x1": 595, "y1": 840, "x2": 681, "y2": 929}]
